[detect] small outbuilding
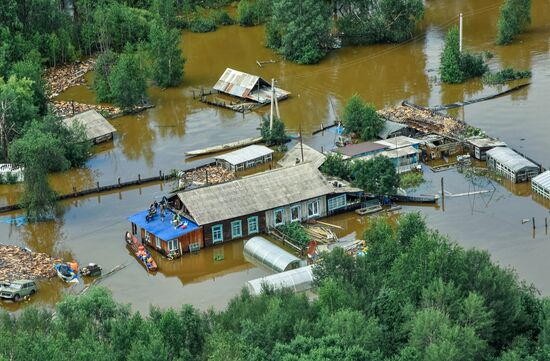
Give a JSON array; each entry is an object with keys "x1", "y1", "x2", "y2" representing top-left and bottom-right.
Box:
[
  {"x1": 247, "y1": 265, "x2": 314, "y2": 295},
  {"x1": 213, "y1": 68, "x2": 290, "y2": 104},
  {"x1": 467, "y1": 137, "x2": 506, "y2": 160},
  {"x1": 62, "y1": 109, "x2": 116, "y2": 144},
  {"x1": 377, "y1": 120, "x2": 410, "y2": 140},
  {"x1": 532, "y1": 171, "x2": 550, "y2": 200},
  {"x1": 278, "y1": 143, "x2": 326, "y2": 169},
  {"x1": 243, "y1": 236, "x2": 301, "y2": 272},
  {"x1": 333, "y1": 141, "x2": 387, "y2": 159},
  {"x1": 486, "y1": 147, "x2": 540, "y2": 183},
  {"x1": 215, "y1": 145, "x2": 274, "y2": 171}
]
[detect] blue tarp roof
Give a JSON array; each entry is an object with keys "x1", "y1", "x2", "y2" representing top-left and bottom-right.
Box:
[{"x1": 128, "y1": 208, "x2": 199, "y2": 241}]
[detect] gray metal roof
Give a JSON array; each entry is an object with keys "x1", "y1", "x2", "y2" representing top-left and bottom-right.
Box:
[
  {"x1": 334, "y1": 142, "x2": 387, "y2": 158},
  {"x1": 377, "y1": 120, "x2": 407, "y2": 139},
  {"x1": 177, "y1": 163, "x2": 335, "y2": 225},
  {"x1": 486, "y1": 147, "x2": 538, "y2": 173},
  {"x1": 375, "y1": 136, "x2": 420, "y2": 149},
  {"x1": 213, "y1": 68, "x2": 262, "y2": 99},
  {"x1": 214, "y1": 145, "x2": 274, "y2": 166},
  {"x1": 247, "y1": 265, "x2": 314, "y2": 294},
  {"x1": 532, "y1": 171, "x2": 550, "y2": 190},
  {"x1": 467, "y1": 137, "x2": 507, "y2": 148},
  {"x1": 62, "y1": 109, "x2": 116, "y2": 141},
  {"x1": 243, "y1": 236, "x2": 301, "y2": 272},
  {"x1": 278, "y1": 143, "x2": 327, "y2": 169}
]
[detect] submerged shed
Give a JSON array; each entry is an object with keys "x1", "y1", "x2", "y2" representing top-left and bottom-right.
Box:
[
  {"x1": 243, "y1": 236, "x2": 301, "y2": 272},
  {"x1": 377, "y1": 120, "x2": 409, "y2": 139},
  {"x1": 486, "y1": 147, "x2": 539, "y2": 183},
  {"x1": 247, "y1": 265, "x2": 314, "y2": 295},
  {"x1": 215, "y1": 145, "x2": 274, "y2": 171},
  {"x1": 62, "y1": 109, "x2": 116, "y2": 144},
  {"x1": 213, "y1": 68, "x2": 290, "y2": 104},
  {"x1": 532, "y1": 171, "x2": 550, "y2": 199},
  {"x1": 467, "y1": 137, "x2": 506, "y2": 160},
  {"x1": 278, "y1": 143, "x2": 327, "y2": 169}
]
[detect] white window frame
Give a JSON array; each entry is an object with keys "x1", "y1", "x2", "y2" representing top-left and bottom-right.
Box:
[
  {"x1": 307, "y1": 200, "x2": 320, "y2": 218},
  {"x1": 212, "y1": 224, "x2": 223, "y2": 243},
  {"x1": 274, "y1": 208, "x2": 285, "y2": 226},
  {"x1": 168, "y1": 239, "x2": 179, "y2": 251},
  {"x1": 248, "y1": 216, "x2": 259, "y2": 234},
  {"x1": 156, "y1": 237, "x2": 161, "y2": 249},
  {"x1": 231, "y1": 220, "x2": 242, "y2": 239},
  {"x1": 290, "y1": 205, "x2": 301, "y2": 222}
]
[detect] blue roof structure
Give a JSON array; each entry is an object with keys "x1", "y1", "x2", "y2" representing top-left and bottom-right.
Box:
[{"x1": 128, "y1": 208, "x2": 199, "y2": 241}]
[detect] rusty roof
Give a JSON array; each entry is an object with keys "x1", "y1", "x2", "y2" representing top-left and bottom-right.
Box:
[{"x1": 213, "y1": 68, "x2": 264, "y2": 99}]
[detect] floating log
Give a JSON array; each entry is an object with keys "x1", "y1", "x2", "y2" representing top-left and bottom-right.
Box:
[{"x1": 185, "y1": 136, "x2": 264, "y2": 157}]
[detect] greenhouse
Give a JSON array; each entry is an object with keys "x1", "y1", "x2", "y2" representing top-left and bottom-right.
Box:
[
  {"x1": 247, "y1": 265, "x2": 315, "y2": 295},
  {"x1": 243, "y1": 236, "x2": 301, "y2": 272}
]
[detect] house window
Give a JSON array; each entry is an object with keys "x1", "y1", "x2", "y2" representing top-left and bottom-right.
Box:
[
  {"x1": 290, "y1": 205, "x2": 301, "y2": 222},
  {"x1": 274, "y1": 208, "x2": 285, "y2": 226},
  {"x1": 328, "y1": 195, "x2": 346, "y2": 212},
  {"x1": 248, "y1": 216, "x2": 259, "y2": 234},
  {"x1": 307, "y1": 200, "x2": 320, "y2": 218},
  {"x1": 156, "y1": 237, "x2": 161, "y2": 249},
  {"x1": 168, "y1": 239, "x2": 179, "y2": 251},
  {"x1": 212, "y1": 224, "x2": 223, "y2": 243},
  {"x1": 145, "y1": 231, "x2": 151, "y2": 244},
  {"x1": 231, "y1": 220, "x2": 242, "y2": 239}
]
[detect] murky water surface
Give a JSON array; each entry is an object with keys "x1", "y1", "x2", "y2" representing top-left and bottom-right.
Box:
[{"x1": 2, "y1": 0, "x2": 550, "y2": 312}]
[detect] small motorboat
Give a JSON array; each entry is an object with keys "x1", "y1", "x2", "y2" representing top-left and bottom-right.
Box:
[
  {"x1": 55, "y1": 263, "x2": 79, "y2": 283},
  {"x1": 125, "y1": 232, "x2": 158, "y2": 272},
  {"x1": 80, "y1": 263, "x2": 102, "y2": 277}
]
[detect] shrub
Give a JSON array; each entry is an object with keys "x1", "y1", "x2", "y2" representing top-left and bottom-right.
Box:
[
  {"x1": 189, "y1": 16, "x2": 217, "y2": 33},
  {"x1": 399, "y1": 171, "x2": 424, "y2": 190},
  {"x1": 277, "y1": 222, "x2": 310, "y2": 249},
  {"x1": 482, "y1": 68, "x2": 532, "y2": 85}
]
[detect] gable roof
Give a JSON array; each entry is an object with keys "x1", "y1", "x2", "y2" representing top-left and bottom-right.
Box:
[
  {"x1": 177, "y1": 163, "x2": 334, "y2": 225},
  {"x1": 486, "y1": 147, "x2": 538, "y2": 173},
  {"x1": 62, "y1": 109, "x2": 116, "y2": 141},
  {"x1": 532, "y1": 170, "x2": 550, "y2": 190},
  {"x1": 213, "y1": 68, "x2": 264, "y2": 99},
  {"x1": 377, "y1": 120, "x2": 408, "y2": 139},
  {"x1": 278, "y1": 143, "x2": 327, "y2": 169},
  {"x1": 214, "y1": 145, "x2": 274, "y2": 166},
  {"x1": 375, "y1": 136, "x2": 420, "y2": 149},
  {"x1": 334, "y1": 142, "x2": 387, "y2": 158}
]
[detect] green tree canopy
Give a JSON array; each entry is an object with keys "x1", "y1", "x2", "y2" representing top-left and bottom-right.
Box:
[
  {"x1": 497, "y1": 0, "x2": 532, "y2": 45},
  {"x1": 260, "y1": 115, "x2": 287, "y2": 146},
  {"x1": 342, "y1": 94, "x2": 384, "y2": 141},
  {"x1": 440, "y1": 26, "x2": 487, "y2": 84},
  {"x1": 352, "y1": 156, "x2": 399, "y2": 195},
  {"x1": 149, "y1": 21, "x2": 185, "y2": 88},
  {"x1": 109, "y1": 48, "x2": 148, "y2": 111}
]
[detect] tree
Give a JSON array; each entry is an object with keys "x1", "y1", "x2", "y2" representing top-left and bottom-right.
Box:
[
  {"x1": 337, "y1": 0, "x2": 425, "y2": 45},
  {"x1": 352, "y1": 156, "x2": 399, "y2": 195},
  {"x1": 149, "y1": 21, "x2": 185, "y2": 88},
  {"x1": 497, "y1": 0, "x2": 531, "y2": 45},
  {"x1": 9, "y1": 52, "x2": 47, "y2": 115},
  {"x1": 93, "y1": 50, "x2": 118, "y2": 103},
  {"x1": 266, "y1": 0, "x2": 331, "y2": 64},
  {"x1": 109, "y1": 49, "x2": 147, "y2": 111},
  {"x1": 440, "y1": 26, "x2": 488, "y2": 84},
  {"x1": 342, "y1": 94, "x2": 384, "y2": 141},
  {"x1": 0, "y1": 75, "x2": 37, "y2": 162},
  {"x1": 260, "y1": 115, "x2": 287, "y2": 146},
  {"x1": 320, "y1": 153, "x2": 352, "y2": 180}
]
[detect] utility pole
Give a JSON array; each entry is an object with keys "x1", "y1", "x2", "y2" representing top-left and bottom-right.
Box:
[
  {"x1": 299, "y1": 123, "x2": 304, "y2": 163},
  {"x1": 270, "y1": 78, "x2": 275, "y2": 130},
  {"x1": 459, "y1": 13, "x2": 463, "y2": 53}
]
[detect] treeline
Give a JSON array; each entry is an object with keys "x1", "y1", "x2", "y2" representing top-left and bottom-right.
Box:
[{"x1": 2, "y1": 214, "x2": 550, "y2": 360}]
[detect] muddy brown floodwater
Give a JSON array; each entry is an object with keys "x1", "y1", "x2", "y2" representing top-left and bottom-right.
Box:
[{"x1": 2, "y1": 0, "x2": 550, "y2": 312}]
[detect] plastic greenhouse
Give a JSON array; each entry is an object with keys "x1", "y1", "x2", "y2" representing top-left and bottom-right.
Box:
[{"x1": 243, "y1": 236, "x2": 301, "y2": 272}]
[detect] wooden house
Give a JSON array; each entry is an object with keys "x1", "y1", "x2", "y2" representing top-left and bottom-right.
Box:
[
  {"x1": 333, "y1": 141, "x2": 387, "y2": 160},
  {"x1": 62, "y1": 109, "x2": 116, "y2": 144},
  {"x1": 213, "y1": 68, "x2": 290, "y2": 104},
  {"x1": 486, "y1": 147, "x2": 540, "y2": 183},
  {"x1": 467, "y1": 137, "x2": 506, "y2": 160},
  {"x1": 214, "y1": 145, "x2": 274, "y2": 171}
]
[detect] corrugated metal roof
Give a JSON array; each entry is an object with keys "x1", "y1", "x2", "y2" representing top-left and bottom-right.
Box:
[
  {"x1": 334, "y1": 142, "x2": 387, "y2": 158},
  {"x1": 62, "y1": 109, "x2": 116, "y2": 141},
  {"x1": 467, "y1": 137, "x2": 507, "y2": 148},
  {"x1": 244, "y1": 236, "x2": 301, "y2": 272},
  {"x1": 213, "y1": 68, "x2": 261, "y2": 98},
  {"x1": 486, "y1": 147, "x2": 538, "y2": 173},
  {"x1": 278, "y1": 143, "x2": 326, "y2": 169},
  {"x1": 214, "y1": 145, "x2": 274, "y2": 166},
  {"x1": 375, "y1": 136, "x2": 420, "y2": 149},
  {"x1": 377, "y1": 120, "x2": 407, "y2": 139},
  {"x1": 177, "y1": 163, "x2": 335, "y2": 225},
  {"x1": 533, "y1": 170, "x2": 550, "y2": 190}
]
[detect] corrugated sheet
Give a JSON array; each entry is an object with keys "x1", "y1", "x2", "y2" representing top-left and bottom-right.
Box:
[
  {"x1": 213, "y1": 68, "x2": 260, "y2": 98},
  {"x1": 467, "y1": 137, "x2": 507, "y2": 148},
  {"x1": 214, "y1": 145, "x2": 273, "y2": 166},
  {"x1": 486, "y1": 147, "x2": 538, "y2": 173},
  {"x1": 533, "y1": 171, "x2": 550, "y2": 190},
  {"x1": 278, "y1": 143, "x2": 327, "y2": 169},
  {"x1": 62, "y1": 109, "x2": 116, "y2": 142},
  {"x1": 177, "y1": 163, "x2": 335, "y2": 225}
]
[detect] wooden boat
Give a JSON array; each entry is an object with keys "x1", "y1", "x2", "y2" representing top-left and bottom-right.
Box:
[
  {"x1": 390, "y1": 194, "x2": 439, "y2": 203},
  {"x1": 355, "y1": 204, "x2": 383, "y2": 216},
  {"x1": 185, "y1": 136, "x2": 263, "y2": 157},
  {"x1": 54, "y1": 263, "x2": 79, "y2": 283},
  {"x1": 125, "y1": 232, "x2": 158, "y2": 272}
]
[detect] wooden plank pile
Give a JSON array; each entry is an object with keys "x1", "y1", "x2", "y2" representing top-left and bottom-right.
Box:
[
  {"x1": 304, "y1": 224, "x2": 337, "y2": 244},
  {"x1": 379, "y1": 105, "x2": 465, "y2": 136},
  {"x1": 45, "y1": 58, "x2": 96, "y2": 98},
  {"x1": 51, "y1": 100, "x2": 120, "y2": 118},
  {"x1": 182, "y1": 165, "x2": 235, "y2": 187},
  {"x1": 0, "y1": 245, "x2": 56, "y2": 282}
]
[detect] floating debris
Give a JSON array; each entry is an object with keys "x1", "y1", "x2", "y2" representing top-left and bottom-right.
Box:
[
  {"x1": 0, "y1": 245, "x2": 56, "y2": 282},
  {"x1": 44, "y1": 58, "x2": 96, "y2": 99},
  {"x1": 51, "y1": 100, "x2": 120, "y2": 118},
  {"x1": 177, "y1": 165, "x2": 235, "y2": 190}
]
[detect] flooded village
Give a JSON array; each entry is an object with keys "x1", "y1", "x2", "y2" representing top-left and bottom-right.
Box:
[{"x1": 1, "y1": 0, "x2": 550, "y2": 331}]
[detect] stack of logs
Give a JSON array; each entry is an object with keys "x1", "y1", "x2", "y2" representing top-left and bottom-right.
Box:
[
  {"x1": 179, "y1": 165, "x2": 235, "y2": 189},
  {"x1": 378, "y1": 105, "x2": 465, "y2": 136},
  {"x1": 0, "y1": 245, "x2": 56, "y2": 282},
  {"x1": 304, "y1": 225, "x2": 337, "y2": 244},
  {"x1": 44, "y1": 58, "x2": 96, "y2": 99},
  {"x1": 51, "y1": 100, "x2": 121, "y2": 118}
]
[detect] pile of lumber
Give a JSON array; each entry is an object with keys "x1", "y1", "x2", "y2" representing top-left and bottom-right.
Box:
[
  {"x1": 0, "y1": 245, "x2": 56, "y2": 282},
  {"x1": 45, "y1": 58, "x2": 96, "y2": 98},
  {"x1": 51, "y1": 101, "x2": 120, "y2": 118},
  {"x1": 180, "y1": 165, "x2": 235, "y2": 187},
  {"x1": 304, "y1": 225, "x2": 337, "y2": 244},
  {"x1": 379, "y1": 105, "x2": 465, "y2": 136}
]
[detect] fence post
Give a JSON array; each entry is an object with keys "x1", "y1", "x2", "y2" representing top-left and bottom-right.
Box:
[
  {"x1": 118, "y1": 177, "x2": 121, "y2": 187},
  {"x1": 138, "y1": 174, "x2": 141, "y2": 184},
  {"x1": 96, "y1": 181, "x2": 100, "y2": 192},
  {"x1": 159, "y1": 170, "x2": 162, "y2": 179},
  {"x1": 205, "y1": 170, "x2": 209, "y2": 184}
]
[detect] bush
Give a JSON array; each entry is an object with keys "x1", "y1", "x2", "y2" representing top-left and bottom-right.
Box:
[
  {"x1": 482, "y1": 68, "x2": 532, "y2": 85},
  {"x1": 320, "y1": 153, "x2": 352, "y2": 180},
  {"x1": 399, "y1": 171, "x2": 424, "y2": 190},
  {"x1": 212, "y1": 9, "x2": 234, "y2": 25},
  {"x1": 189, "y1": 16, "x2": 217, "y2": 32},
  {"x1": 277, "y1": 222, "x2": 310, "y2": 249},
  {"x1": 497, "y1": 0, "x2": 532, "y2": 45},
  {"x1": 0, "y1": 172, "x2": 20, "y2": 184},
  {"x1": 440, "y1": 26, "x2": 488, "y2": 84},
  {"x1": 261, "y1": 116, "x2": 287, "y2": 146}
]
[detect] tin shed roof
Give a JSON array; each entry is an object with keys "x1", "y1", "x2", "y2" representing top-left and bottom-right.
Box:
[
  {"x1": 533, "y1": 171, "x2": 550, "y2": 191},
  {"x1": 213, "y1": 68, "x2": 264, "y2": 99},
  {"x1": 62, "y1": 109, "x2": 116, "y2": 141},
  {"x1": 214, "y1": 145, "x2": 274, "y2": 166},
  {"x1": 377, "y1": 120, "x2": 408, "y2": 139},
  {"x1": 486, "y1": 147, "x2": 538, "y2": 173},
  {"x1": 177, "y1": 163, "x2": 334, "y2": 225},
  {"x1": 278, "y1": 143, "x2": 327, "y2": 169},
  {"x1": 334, "y1": 142, "x2": 387, "y2": 158}
]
